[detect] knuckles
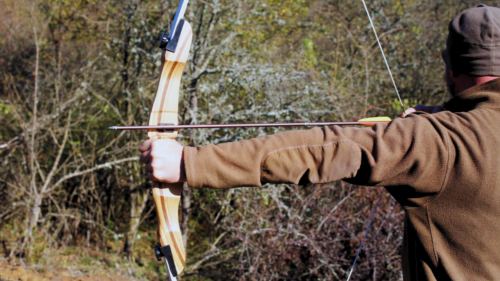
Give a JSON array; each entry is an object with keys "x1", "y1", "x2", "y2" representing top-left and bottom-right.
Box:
[
  {"x1": 141, "y1": 139, "x2": 180, "y2": 183},
  {"x1": 150, "y1": 159, "x2": 161, "y2": 170},
  {"x1": 151, "y1": 169, "x2": 167, "y2": 182}
]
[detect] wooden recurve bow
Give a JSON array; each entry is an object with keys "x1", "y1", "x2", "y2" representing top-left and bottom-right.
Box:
[{"x1": 150, "y1": 0, "x2": 191, "y2": 280}]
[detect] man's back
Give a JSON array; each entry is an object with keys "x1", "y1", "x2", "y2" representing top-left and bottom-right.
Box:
[{"x1": 396, "y1": 79, "x2": 500, "y2": 280}]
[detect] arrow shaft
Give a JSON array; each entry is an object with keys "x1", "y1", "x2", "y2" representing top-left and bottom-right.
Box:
[{"x1": 110, "y1": 121, "x2": 389, "y2": 130}]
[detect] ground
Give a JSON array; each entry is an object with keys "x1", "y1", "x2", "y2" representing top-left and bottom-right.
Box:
[{"x1": 0, "y1": 260, "x2": 137, "y2": 281}]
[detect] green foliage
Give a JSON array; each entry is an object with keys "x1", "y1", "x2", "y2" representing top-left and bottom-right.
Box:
[
  {"x1": 302, "y1": 38, "x2": 318, "y2": 68},
  {"x1": 0, "y1": 102, "x2": 10, "y2": 114}
]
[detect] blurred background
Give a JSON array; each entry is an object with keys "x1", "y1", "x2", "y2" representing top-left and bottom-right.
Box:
[{"x1": 0, "y1": 0, "x2": 496, "y2": 280}]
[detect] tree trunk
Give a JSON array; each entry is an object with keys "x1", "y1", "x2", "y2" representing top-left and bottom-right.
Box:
[{"x1": 125, "y1": 173, "x2": 149, "y2": 261}]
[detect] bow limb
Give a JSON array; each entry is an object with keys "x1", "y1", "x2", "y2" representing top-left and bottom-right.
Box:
[{"x1": 148, "y1": 18, "x2": 192, "y2": 277}]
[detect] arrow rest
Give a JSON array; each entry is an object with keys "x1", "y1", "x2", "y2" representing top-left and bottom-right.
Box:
[{"x1": 158, "y1": 123, "x2": 175, "y2": 133}]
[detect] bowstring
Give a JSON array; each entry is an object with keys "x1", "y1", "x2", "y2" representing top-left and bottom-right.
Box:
[
  {"x1": 346, "y1": 189, "x2": 384, "y2": 281},
  {"x1": 361, "y1": 0, "x2": 406, "y2": 112},
  {"x1": 346, "y1": 1, "x2": 406, "y2": 280}
]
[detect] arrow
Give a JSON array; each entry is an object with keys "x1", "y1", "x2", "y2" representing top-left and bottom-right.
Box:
[{"x1": 109, "y1": 117, "x2": 392, "y2": 130}]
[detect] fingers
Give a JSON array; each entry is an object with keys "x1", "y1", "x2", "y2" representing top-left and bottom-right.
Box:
[
  {"x1": 146, "y1": 160, "x2": 161, "y2": 182},
  {"x1": 402, "y1": 108, "x2": 417, "y2": 118},
  {"x1": 402, "y1": 105, "x2": 445, "y2": 118},
  {"x1": 140, "y1": 140, "x2": 154, "y2": 177},
  {"x1": 147, "y1": 168, "x2": 170, "y2": 183},
  {"x1": 139, "y1": 139, "x2": 184, "y2": 184},
  {"x1": 145, "y1": 162, "x2": 152, "y2": 174},
  {"x1": 139, "y1": 140, "x2": 154, "y2": 153},
  {"x1": 140, "y1": 149, "x2": 151, "y2": 164},
  {"x1": 148, "y1": 173, "x2": 158, "y2": 182}
]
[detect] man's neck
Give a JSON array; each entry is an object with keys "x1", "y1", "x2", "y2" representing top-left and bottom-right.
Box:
[{"x1": 453, "y1": 73, "x2": 499, "y2": 93}]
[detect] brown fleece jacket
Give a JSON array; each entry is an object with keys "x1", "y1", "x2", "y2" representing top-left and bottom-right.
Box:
[{"x1": 184, "y1": 78, "x2": 500, "y2": 281}]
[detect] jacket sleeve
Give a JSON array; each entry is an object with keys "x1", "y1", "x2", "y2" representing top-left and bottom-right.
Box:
[{"x1": 183, "y1": 114, "x2": 450, "y2": 199}]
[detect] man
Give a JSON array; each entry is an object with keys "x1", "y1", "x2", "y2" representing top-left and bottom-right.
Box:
[{"x1": 140, "y1": 5, "x2": 500, "y2": 281}]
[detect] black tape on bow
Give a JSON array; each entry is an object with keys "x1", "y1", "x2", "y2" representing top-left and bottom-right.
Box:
[
  {"x1": 154, "y1": 242, "x2": 178, "y2": 277},
  {"x1": 166, "y1": 19, "x2": 185, "y2": 53}
]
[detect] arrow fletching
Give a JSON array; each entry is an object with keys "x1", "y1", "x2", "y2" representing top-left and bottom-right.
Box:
[{"x1": 357, "y1": 116, "x2": 392, "y2": 126}]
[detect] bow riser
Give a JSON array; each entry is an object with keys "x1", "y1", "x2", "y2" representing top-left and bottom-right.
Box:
[
  {"x1": 148, "y1": 20, "x2": 192, "y2": 277},
  {"x1": 148, "y1": 21, "x2": 192, "y2": 140}
]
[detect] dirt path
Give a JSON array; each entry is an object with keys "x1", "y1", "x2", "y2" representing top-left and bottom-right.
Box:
[{"x1": 0, "y1": 264, "x2": 135, "y2": 281}]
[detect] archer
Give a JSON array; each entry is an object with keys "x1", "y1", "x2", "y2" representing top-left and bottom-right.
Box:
[{"x1": 141, "y1": 5, "x2": 500, "y2": 280}]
